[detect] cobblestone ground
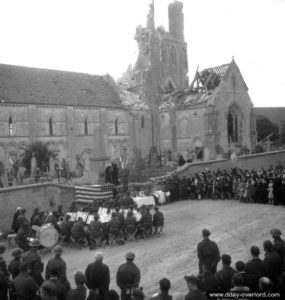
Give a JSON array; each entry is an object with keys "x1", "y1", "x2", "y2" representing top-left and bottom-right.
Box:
[{"x1": 3, "y1": 200, "x2": 285, "y2": 298}]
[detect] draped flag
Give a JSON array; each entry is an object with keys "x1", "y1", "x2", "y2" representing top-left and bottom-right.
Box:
[{"x1": 75, "y1": 184, "x2": 113, "y2": 203}]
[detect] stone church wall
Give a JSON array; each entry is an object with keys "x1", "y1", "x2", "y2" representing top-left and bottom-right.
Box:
[{"x1": 0, "y1": 104, "x2": 132, "y2": 176}]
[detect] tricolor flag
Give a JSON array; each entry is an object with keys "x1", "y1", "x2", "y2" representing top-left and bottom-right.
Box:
[{"x1": 75, "y1": 184, "x2": 113, "y2": 204}]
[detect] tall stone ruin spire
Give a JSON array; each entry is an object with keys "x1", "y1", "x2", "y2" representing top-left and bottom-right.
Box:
[{"x1": 147, "y1": 0, "x2": 155, "y2": 30}]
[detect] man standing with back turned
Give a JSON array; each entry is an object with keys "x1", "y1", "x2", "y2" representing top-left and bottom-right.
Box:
[{"x1": 197, "y1": 229, "x2": 220, "y2": 274}]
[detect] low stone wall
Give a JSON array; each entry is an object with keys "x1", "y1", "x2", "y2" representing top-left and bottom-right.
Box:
[
  {"x1": 0, "y1": 183, "x2": 75, "y2": 232},
  {"x1": 177, "y1": 150, "x2": 285, "y2": 178}
]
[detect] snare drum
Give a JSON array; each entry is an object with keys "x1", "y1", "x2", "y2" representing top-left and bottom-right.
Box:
[{"x1": 36, "y1": 224, "x2": 59, "y2": 248}]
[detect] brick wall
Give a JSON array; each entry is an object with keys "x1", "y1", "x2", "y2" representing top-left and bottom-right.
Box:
[{"x1": 0, "y1": 183, "x2": 75, "y2": 231}]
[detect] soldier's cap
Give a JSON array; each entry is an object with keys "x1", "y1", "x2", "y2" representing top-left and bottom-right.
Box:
[
  {"x1": 133, "y1": 287, "x2": 145, "y2": 299},
  {"x1": 270, "y1": 228, "x2": 282, "y2": 236},
  {"x1": 12, "y1": 248, "x2": 23, "y2": 258},
  {"x1": 184, "y1": 275, "x2": 200, "y2": 285},
  {"x1": 53, "y1": 245, "x2": 63, "y2": 255},
  {"x1": 202, "y1": 229, "x2": 211, "y2": 237},
  {"x1": 29, "y1": 239, "x2": 41, "y2": 247},
  {"x1": 74, "y1": 271, "x2": 85, "y2": 283},
  {"x1": 221, "y1": 254, "x2": 231, "y2": 264},
  {"x1": 125, "y1": 252, "x2": 135, "y2": 259},
  {"x1": 0, "y1": 243, "x2": 6, "y2": 253}
]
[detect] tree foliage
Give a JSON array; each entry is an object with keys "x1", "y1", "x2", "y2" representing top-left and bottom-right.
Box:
[
  {"x1": 256, "y1": 115, "x2": 279, "y2": 142},
  {"x1": 280, "y1": 120, "x2": 285, "y2": 144},
  {"x1": 21, "y1": 141, "x2": 58, "y2": 174}
]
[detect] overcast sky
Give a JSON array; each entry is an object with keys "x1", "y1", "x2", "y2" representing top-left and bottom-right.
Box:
[{"x1": 0, "y1": 0, "x2": 284, "y2": 107}]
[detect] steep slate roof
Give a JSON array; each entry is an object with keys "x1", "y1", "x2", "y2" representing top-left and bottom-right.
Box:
[{"x1": 0, "y1": 64, "x2": 123, "y2": 108}]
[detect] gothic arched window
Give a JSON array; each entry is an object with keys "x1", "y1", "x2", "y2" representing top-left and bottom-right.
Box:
[
  {"x1": 141, "y1": 116, "x2": 145, "y2": 129},
  {"x1": 84, "y1": 118, "x2": 88, "y2": 135},
  {"x1": 8, "y1": 117, "x2": 15, "y2": 136},
  {"x1": 49, "y1": 117, "x2": 53, "y2": 136},
  {"x1": 227, "y1": 105, "x2": 240, "y2": 144},
  {"x1": 115, "y1": 119, "x2": 118, "y2": 135},
  {"x1": 171, "y1": 46, "x2": 176, "y2": 65},
  {"x1": 161, "y1": 45, "x2": 167, "y2": 63}
]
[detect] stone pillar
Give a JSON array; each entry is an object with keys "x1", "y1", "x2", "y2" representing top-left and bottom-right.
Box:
[{"x1": 88, "y1": 109, "x2": 110, "y2": 183}]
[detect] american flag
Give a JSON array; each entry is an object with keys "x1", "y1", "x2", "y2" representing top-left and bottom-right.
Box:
[{"x1": 75, "y1": 184, "x2": 113, "y2": 204}]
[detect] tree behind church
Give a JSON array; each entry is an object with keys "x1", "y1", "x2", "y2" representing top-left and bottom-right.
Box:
[
  {"x1": 256, "y1": 115, "x2": 279, "y2": 142},
  {"x1": 21, "y1": 141, "x2": 58, "y2": 175}
]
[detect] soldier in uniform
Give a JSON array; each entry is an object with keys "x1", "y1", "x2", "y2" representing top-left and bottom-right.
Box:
[
  {"x1": 197, "y1": 263, "x2": 219, "y2": 293},
  {"x1": 197, "y1": 229, "x2": 220, "y2": 274},
  {"x1": 16, "y1": 222, "x2": 31, "y2": 252},
  {"x1": 245, "y1": 246, "x2": 269, "y2": 291},
  {"x1": 13, "y1": 262, "x2": 39, "y2": 300},
  {"x1": 139, "y1": 207, "x2": 153, "y2": 235},
  {"x1": 271, "y1": 229, "x2": 285, "y2": 265},
  {"x1": 116, "y1": 252, "x2": 141, "y2": 300},
  {"x1": 108, "y1": 213, "x2": 122, "y2": 236},
  {"x1": 16, "y1": 208, "x2": 29, "y2": 232},
  {"x1": 12, "y1": 207, "x2": 22, "y2": 233},
  {"x1": 263, "y1": 240, "x2": 282, "y2": 283},
  {"x1": 88, "y1": 214, "x2": 104, "y2": 249},
  {"x1": 215, "y1": 254, "x2": 236, "y2": 292},
  {"x1": 66, "y1": 271, "x2": 87, "y2": 300},
  {"x1": 8, "y1": 248, "x2": 23, "y2": 279},
  {"x1": 22, "y1": 239, "x2": 44, "y2": 286},
  {"x1": 85, "y1": 252, "x2": 110, "y2": 300},
  {"x1": 71, "y1": 217, "x2": 86, "y2": 245},
  {"x1": 0, "y1": 266, "x2": 10, "y2": 300},
  {"x1": 45, "y1": 246, "x2": 70, "y2": 292},
  {"x1": 43, "y1": 267, "x2": 67, "y2": 300},
  {"x1": 0, "y1": 243, "x2": 9, "y2": 277}
]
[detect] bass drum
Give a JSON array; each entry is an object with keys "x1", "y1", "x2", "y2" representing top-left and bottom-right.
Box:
[{"x1": 36, "y1": 224, "x2": 59, "y2": 248}]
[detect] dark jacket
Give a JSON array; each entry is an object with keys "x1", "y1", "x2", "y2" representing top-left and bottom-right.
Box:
[
  {"x1": 273, "y1": 238, "x2": 285, "y2": 261},
  {"x1": 185, "y1": 290, "x2": 207, "y2": 300},
  {"x1": 45, "y1": 256, "x2": 68, "y2": 283},
  {"x1": 8, "y1": 257, "x2": 21, "y2": 279},
  {"x1": 215, "y1": 266, "x2": 236, "y2": 292},
  {"x1": 153, "y1": 212, "x2": 164, "y2": 226},
  {"x1": 67, "y1": 285, "x2": 87, "y2": 300},
  {"x1": 140, "y1": 212, "x2": 152, "y2": 227},
  {"x1": 16, "y1": 228, "x2": 30, "y2": 252},
  {"x1": 116, "y1": 261, "x2": 140, "y2": 290},
  {"x1": 264, "y1": 250, "x2": 282, "y2": 279},
  {"x1": 13, "y1": 271, "x2": 39, "y2": 300},
  {"x1": 108, "y1": 218, "x2": 122, "y2": 232},
  {"x1": 0, "y1": 255, "x2": 10, "y2": 276},
  {"x1": 237, "y1": 271, "x2": 256, "y2": 292},
  {"x1": 48, "y1": 278, "x2": 67, "y2": 300},
  {"x1": 0, "y1": 268, "x2": 10, "y2": 300},
  {"x1": 245, "y1": 258, "x2": 268, "y2": 291},
  {"x1": 85, "y1": 261, "x2": 110, "y2": 292},
  {"x1": 197, "y1": 238, "x2": 220, "y2": 272},
  {"x1": 198, "y1": 271, "x2": 219, "y2": 292},
  {"x1": 22, "y1": 249, "x2": 44, "y2": 286}
]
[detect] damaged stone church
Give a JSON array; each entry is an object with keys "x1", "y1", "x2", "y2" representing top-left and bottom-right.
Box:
[
  {"x1": 119, "y1": 0, "x2": 257, "y2": 161},
  {"x1": 0, "y1": 0, "x2": 256, "y2": 176}
]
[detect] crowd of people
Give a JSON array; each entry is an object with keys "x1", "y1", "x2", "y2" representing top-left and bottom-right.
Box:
[
  {"x1": 165, "y1": 165, "x2": 285, "y2": 205},
  {"x1": 1, "y1": 227, "x2": 285, "y2": 300},
  {"x1": 10, "y1": 203, "x2": 165, "y2": 252}
]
